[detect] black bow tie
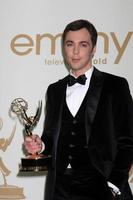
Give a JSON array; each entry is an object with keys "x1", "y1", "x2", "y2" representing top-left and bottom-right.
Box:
[{"x1": 68, "y1": 74, "x2": 87, "y2": 86}]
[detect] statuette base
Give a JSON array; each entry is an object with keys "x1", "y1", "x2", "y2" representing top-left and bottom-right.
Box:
[
  {"x1": 0, "y1": 185, "x2": 25, "y2": 199},
  {"x1": 19, "y1": 154, "x2": 51, "y2": 172}
]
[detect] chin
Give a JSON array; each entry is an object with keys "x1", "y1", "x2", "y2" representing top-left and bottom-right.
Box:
[{"x1": 70, "y1": 64, "x2": 82, "y2": 69}]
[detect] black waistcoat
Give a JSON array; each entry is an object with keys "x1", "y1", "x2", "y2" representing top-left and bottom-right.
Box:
[{"x1": 56, "y1": 91, "x2": 97, "y2": 174}]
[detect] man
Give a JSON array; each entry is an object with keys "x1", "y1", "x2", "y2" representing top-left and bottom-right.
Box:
[{"x1": 25, "y1": 19, "x2": 133, "y2": 200}]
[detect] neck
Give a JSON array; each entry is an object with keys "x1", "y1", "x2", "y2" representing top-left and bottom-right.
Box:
[{"x1": 71, "y1": 65, "x2": 92, "y2": 77}]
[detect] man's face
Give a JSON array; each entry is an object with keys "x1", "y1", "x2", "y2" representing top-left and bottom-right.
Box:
[{"x1": 63, "y1": 28, "x2": 96, "y2": 75}]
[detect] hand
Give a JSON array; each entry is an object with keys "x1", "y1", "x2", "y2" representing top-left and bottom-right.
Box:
[{"x1": 24, "y1": 134, "x2": 43, "y2": 155}]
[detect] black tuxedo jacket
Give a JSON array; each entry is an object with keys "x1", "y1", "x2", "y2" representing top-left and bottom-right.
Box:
[{"x1": 42, "y1": 67, "x2": 133, "y2": 200}]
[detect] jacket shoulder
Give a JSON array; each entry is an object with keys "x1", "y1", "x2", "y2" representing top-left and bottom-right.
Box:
[
  {"x1": 102, "y1": 71, "x2": 128, "y2": 87},
  {"x1": 47, "y1": 75, "x2": 69, "y2": 92},
  {"x1": 102, "y1": 71, "x2": 126, "y2": 81},
  {"x1": 99, "y1": 71, "x2": 132, "y2": 98}
]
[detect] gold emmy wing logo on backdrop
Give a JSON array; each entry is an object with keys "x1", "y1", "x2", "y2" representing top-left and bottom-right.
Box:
[
  {"x1": 0, "y1": 118, "x2": 25, "y2": 199},
  {"x1": 10, "y1": 31, "x2": 133, "y2": 64}
]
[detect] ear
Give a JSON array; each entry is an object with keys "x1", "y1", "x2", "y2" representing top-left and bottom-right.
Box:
[
  {"x1": 92, "y1": 45, "x2": 96, "y2": 54},
  {"x1": 91, "y1": 45, "x2": 96, "y2": 58}
]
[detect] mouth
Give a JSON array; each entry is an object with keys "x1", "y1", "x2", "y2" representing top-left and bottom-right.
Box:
[{"x1": 72, "y1": 58, "x2": 80, "y2": 63}]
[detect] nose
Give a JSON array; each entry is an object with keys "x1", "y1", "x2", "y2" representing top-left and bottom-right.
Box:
[{"x1": 73, "y1": 44, "x2": 79, "y2": 55}]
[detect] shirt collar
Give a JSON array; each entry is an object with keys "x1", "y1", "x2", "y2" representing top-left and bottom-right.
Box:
[
  {"x1": 70, "y1": 66, "x2": 94, "y2": 79},
  {"x1": 84, "y1": 66, "x2": 94, "y2": 79}
]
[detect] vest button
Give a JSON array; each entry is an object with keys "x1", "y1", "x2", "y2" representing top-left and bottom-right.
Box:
[
  {"x1": 73, "y1": 119, "x2": 77, "y2": 124},
  {"x1": 68, "y1": 155, "x2": 73, "y2": 160},
  {"x1": 69, "y1": 144, "x2": 75, "y2": 148},
  {"x1": 71, "y1": 131, "x2": 76, "y2": 136},
  {"x1": 84, "y1": 145, "x2": 88, "y2": 149}
]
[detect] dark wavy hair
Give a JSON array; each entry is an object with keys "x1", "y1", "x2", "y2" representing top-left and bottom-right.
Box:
[{"x1": 62, "y1": 19, "x2": 97, "y2": 48}]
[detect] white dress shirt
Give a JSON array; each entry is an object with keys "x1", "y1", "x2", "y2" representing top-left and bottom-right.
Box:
[{"x1": 66, "y1": 67, "x2": 94, "y2": 117}]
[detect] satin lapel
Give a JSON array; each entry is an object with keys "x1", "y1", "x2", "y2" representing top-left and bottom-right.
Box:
[{"x1": 85, "y1": 68, "x2": 104, "y2": 142}]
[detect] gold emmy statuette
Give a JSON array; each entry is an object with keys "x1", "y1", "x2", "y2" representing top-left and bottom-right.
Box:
[
  {"x1": 0, "y1": 118, "x2": 25, "y2": 199},
  {"x1": 10, "y1": 98, "x2": 51, "y2": 172}
]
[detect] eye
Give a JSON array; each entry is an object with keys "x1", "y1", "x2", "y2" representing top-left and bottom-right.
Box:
[
  {"x1": 65, "y1": 42, "x2": 73, "y2": 47},
  {"x1": 80, "y1": 42, "x2": 89, "y2": 47}
]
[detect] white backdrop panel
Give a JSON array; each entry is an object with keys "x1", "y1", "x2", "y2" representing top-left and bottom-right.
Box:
[{"x1": 0, "y1": 0, "x2": 132, "y2": 199}]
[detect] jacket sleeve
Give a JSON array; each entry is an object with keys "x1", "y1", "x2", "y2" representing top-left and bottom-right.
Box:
[
  {"x1": 41, "y1": 85, "x2": 55, "y2": 155},
  {"x1": 108, "y1": 78, "x2": 133, "y2": 189}
]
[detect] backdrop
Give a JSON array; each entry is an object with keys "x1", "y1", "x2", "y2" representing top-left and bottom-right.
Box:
[{"x1": 0, "y1": 0, "x2": 133, "y2": 199}]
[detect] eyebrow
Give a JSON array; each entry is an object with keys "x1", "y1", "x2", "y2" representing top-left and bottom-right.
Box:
[
  {"x1": 65, "y1": 40, "x2": 90, "y2": 44},
  {"x1": 65, "y1": 40, "x2": 73, "y2": 43}
]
